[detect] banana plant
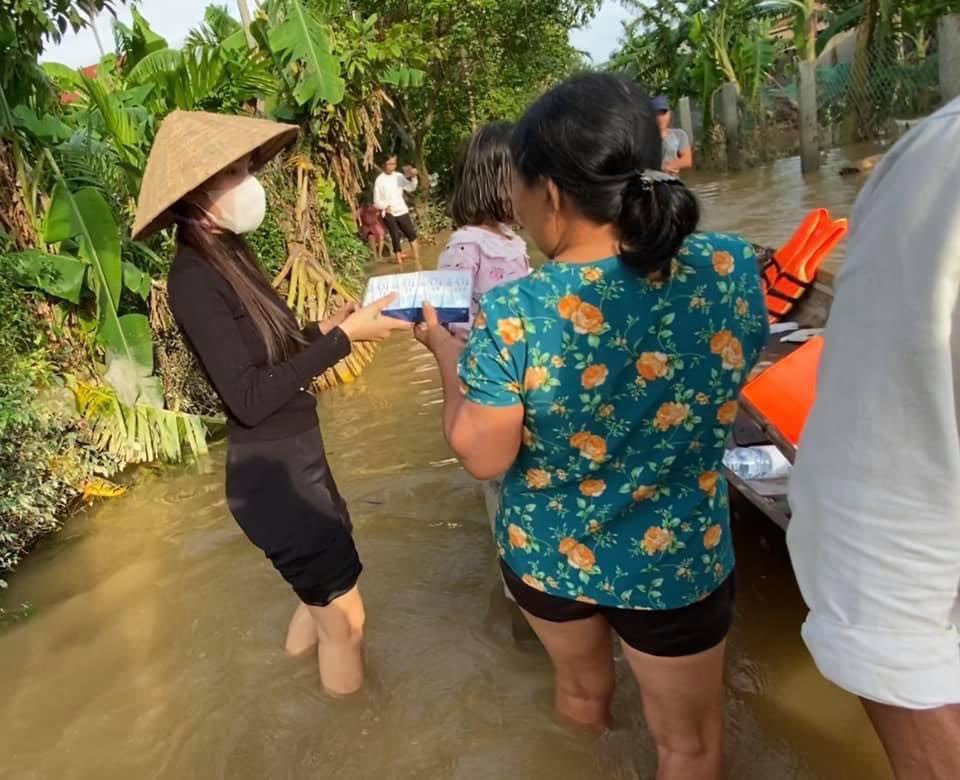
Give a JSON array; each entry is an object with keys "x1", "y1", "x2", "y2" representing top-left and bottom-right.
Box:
[
  {"x1": 3, "y1": 152, "x2": 160, "y2": 405},
  {"x1": 733, "y1": 17, "x2": 784, "y2": 109},
  {"x1": 261, "y1": 0, "x2": 346, "y2": 108}
]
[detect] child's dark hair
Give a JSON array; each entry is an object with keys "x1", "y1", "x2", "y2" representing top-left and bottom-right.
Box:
[
  {"x1": 510, "y1": 73, "x2": 699, "y2": 277},
  {"x1": 450, "y1": 122, "x2": 515, "y2": 228}
]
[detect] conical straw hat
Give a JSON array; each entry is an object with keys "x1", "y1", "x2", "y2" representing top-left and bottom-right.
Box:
[{"x1": 132, "y1": 110, "x2": 299, "y2": 240}]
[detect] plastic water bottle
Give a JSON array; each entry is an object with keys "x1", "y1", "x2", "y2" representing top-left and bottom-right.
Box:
[{"x1": 722, "y1": 445, "x2": 791, "y2": 480}]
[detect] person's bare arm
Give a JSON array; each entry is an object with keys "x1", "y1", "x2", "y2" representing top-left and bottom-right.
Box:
[{"x1": 416, "y1": 304, "x2": 523, "y2": 478}]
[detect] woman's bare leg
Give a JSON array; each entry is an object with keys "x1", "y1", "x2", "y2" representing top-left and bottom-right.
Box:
[
  {"x1": 621, "y1": 640, "x2": 727, "y2": 780},
  {"x1": 285, "y1": 601, "x2": 319, "y2": 656},
  {"x1": 366, "y1": 235, "x2": 378, "y2": 256},
  {"x1": 519, "y1": 608, "x2": 615, "y2": 729},
  {"x1": 306, "y1": 585, "x2": 366, "y2": 696}
]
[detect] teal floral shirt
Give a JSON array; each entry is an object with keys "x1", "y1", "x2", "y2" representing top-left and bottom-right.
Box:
[{"x1": 459, "y1": 233, "x2": 768, "y2": 610}]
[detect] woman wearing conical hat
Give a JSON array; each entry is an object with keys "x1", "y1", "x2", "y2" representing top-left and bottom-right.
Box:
[{"x1": 133, "y1": 111, "x2": 410, "y2": 696}]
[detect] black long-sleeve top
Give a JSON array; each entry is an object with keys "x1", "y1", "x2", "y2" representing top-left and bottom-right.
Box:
[{"x1": 168, "y1": 248, "x2": 351, "y2": 443}]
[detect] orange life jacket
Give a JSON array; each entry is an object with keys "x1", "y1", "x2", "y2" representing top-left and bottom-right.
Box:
[
  {"x1": 741, "y1": 336, "x2": 824, "y2": 449},
  {"x1": 762, "y1": 209, "x2": 848, "y2": 322}
]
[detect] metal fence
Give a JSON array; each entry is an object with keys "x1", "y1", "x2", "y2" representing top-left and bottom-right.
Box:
[
  {"x1": 769, "y1": 44, "x2": 941, "y2": 146},
  {"x1": 675, "y1": 18, "x2": 958, "y2": 172}
]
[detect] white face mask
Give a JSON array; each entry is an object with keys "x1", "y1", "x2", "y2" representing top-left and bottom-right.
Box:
[{"x1": 202, "y1": 174, "x2": 267, "y2": 234}]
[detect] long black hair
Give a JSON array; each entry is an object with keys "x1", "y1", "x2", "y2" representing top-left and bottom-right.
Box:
[
  {"x1": 449, "y1": 122, "x2": 514, "y2": 228},
  {"x1": 172, "y1": 199, "x2": 306, "y2": 364},
  {"x1": 510, "y1": 73, "x2": 699, "y2": 277}
]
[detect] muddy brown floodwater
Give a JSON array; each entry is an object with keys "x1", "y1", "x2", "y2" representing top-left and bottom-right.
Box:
[{"x1": 1, "y1": 148, "x2": 891, "y2": 780}]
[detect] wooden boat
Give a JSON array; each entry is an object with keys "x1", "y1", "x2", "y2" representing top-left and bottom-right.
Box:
[{"x1": 726, "y1": 266, "x2": 836, "y2": 530}]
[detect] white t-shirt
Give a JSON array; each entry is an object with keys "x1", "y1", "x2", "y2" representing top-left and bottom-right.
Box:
[
  {"x1": 374, "y1": 171, "x2": 418, "y2": 217},
  {"x1": 662, "y1": 128, "x2": 690, "y2": 164},
  {"x1": 786, "y1": 96, "x2": 960, "y2": 709}
]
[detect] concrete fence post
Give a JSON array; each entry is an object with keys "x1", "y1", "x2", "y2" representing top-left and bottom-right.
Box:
[
  {"x1": 940, "y1": 14, "x2": 960, "y2": 102},
  {"x1": 678, "y1": 96, "x2": 695, "y2": 157},
  {"x1": 719, "y1": 82, "x2": 741, "y2": 170},
  {"x1": 798, "y1": 59, "x2": 820, "y2": 173}
]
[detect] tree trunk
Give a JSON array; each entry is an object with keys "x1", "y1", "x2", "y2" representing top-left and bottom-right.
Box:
[
  {"x1": 413, "y1": 137, "x2": 431, "y2": 211},
  {"x1": 0, "y1": 141, "x2": 38, "y2": 250}
]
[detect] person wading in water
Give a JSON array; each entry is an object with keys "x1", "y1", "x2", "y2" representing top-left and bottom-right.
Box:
[
  {"x1": 132, "y1": 111, "x2": 409, "y2": 696},
  {"x1": 374, "y1": 155, "x2": 420, "y2": 263},
  {"x1": 653, "y1": 96, "x2": 693, "y2": 176},
  {"x1": 416, "y1": 74, "x2": 766, "y2": 778}
]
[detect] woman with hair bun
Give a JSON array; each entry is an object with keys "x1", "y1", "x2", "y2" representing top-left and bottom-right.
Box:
[{"x1": 416, "y1": 74, "x2": 767, "y2": 778}]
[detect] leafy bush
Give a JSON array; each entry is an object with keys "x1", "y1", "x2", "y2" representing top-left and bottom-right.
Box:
[
  {"x1": 0, "y1": 273, "x2": 120, "y2": 584},
  {"x1": 247, "y1": 201, "x2": 290, "y2": 279},
  {"x1": 326, "y1": 203, "x2": 369, "y2": 293}
]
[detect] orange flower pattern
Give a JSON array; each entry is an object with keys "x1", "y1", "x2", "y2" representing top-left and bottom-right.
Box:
[
  {"x1": 524, "y1": 366, "x2": 550, "y2": 391},
  {"x1": 654, "y1": 402, "x2": 690, "y2": 431},
  {"x1": 581, "y1": 364, "x2": 609, "y2": 389},
  {"x1": 717, "y1": 400, "x2": 739, "y2": 425},
  {"x1": 712, "y1": 250, "x2": 734, "y2": 276},
  {"x1": 497, "y1": 317, "x2": 525, "y2": 346},
  {"x1": 570, "y1": 301, "x2": 605, "y2": 335},
  {"x1": 710, "y1": 330, "x2": 746, "y2": 371},
  {"x1": 458, "y1": 233, "x2": 767, "y2": 609},
  {"x1": 699, "y1": 471, "x2": 720, "y2": 497},
  {"x1": 580, "y1": 479, "x2": 607, "y2": 497},
  {"x1": 637, "y1": 351, "x2": 669, "y2": 381}
]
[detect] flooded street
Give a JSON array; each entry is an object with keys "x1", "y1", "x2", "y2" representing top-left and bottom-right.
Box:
[{"x1": 0, "y1": 149, "x2": 890, "y2": 779}]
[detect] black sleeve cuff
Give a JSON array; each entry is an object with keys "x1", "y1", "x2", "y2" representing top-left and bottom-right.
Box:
[{"x1": 291, "y1": 326, "x2": 353, "y2": 384}]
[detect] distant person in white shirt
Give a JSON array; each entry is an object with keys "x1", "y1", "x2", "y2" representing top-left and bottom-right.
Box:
[
  {"x1": 787, "y1": 97, "x2": 960, "y2": 778},
  {"x1": 652, "y1": 96, "x2": 693, "y2": 175},
  {"x1": 373, "y1": 155, "x2": 419, "y2": 263}
]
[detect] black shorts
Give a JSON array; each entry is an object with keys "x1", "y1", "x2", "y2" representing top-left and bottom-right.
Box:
[
  {"x1": 384, "y1": 212, "x2": 417, "y2": 252},
  {"x1": 226, "y1": 426, "x2": 362, "y2": 606},
  {"x1": 500, "y1": 559, "x2": 735, "y2": 657}
]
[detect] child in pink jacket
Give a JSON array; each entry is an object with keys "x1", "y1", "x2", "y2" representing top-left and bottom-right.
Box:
[
  {"x1": 437, "y1": 122, "x2": 530, "y2": 601},
  {"x1": 438, "y1": 122, "x2": 530, "y2": 335}
]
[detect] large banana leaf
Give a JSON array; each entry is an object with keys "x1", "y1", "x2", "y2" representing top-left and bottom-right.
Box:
[
  {"x1": 42, "y1": 62, "x2": 84, "y2": 92},
  {"x1": 115, "y1": 8, "x2": 169, "y2": 74},
  {"x1": 268, "y1": 0, "x2": 345, "y2": 107},
  {"x1": 43, "y1": 180, "x2": 155, "y2": 406},
  {"x1": 12, "y1": 106, "x2": 72, "y2": 142},
  {"x1": 125, "y1": 48, "x2": 184, "y2": 86},
  {"x1": 5, "y1": 249, "x2": 86, "y2": 303}
]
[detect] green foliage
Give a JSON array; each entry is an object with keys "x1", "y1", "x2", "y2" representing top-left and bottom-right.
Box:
[
  {"x1": 612, "y1": 1, "x2": 786, "y2": 125},
  {"x1": 42, "y1": 175, "x2": 160, "y2": 407},
  {"x1": 5, "y1": 250, "x2": 86, "y2": 303},
  {"x1": 114, "y1": 7, "x2": 169, "y2": 73},
  {"x1": 355, "y1": 0, "x2": 597, "y2": 183},
  {"x1": 325, "y1": 203, "x2": 369, "y2": 291},
  {"x1": 185, "y1": 5, "x2": 244, "y2": 50},
  {"x1": 247, "y1": 204, "x2": 290, "y2": 279},
  {"x1": 265, "y1": 0, "x2": 345, "y2": 107},
  {"x1": 0, "y1": 269, "x2": 117, "y2": 584},
  {"x1": 0, "y1": 1, "x2": 125, "y2": 61}
]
